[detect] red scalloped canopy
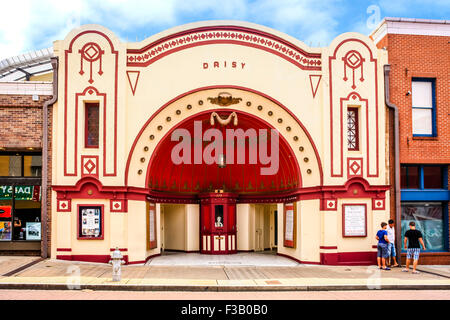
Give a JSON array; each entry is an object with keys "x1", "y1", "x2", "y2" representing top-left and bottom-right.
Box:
[{"x1": 147, "y1": 110, "x2": 301, "y2": 195}]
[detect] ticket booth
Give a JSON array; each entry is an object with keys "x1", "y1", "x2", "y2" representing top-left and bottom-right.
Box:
[{"x1": 199, "y1": 192, "x2": 237, "y2": 254}]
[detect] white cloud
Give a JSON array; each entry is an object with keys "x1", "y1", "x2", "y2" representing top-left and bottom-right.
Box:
[{"x1": 8, "y1": 0, "x2": 446, "y2": 61}]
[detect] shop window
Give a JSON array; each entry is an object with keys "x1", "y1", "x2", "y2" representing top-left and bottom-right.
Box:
[
  {"x1": 12, "y1": 186, "x2": 41, "y2": 241},
  {"x1": 401, "y1": 202, "x2": 447, "y2": 251},
  {"x1": 0, "y1": 155, "x2": 22, "y2": 176},
  {"x1": 0, "y1": 185, "x2": 41, "y2": 241},
  {"x1": 401, "y1": 165, "x2": 420, "y2": 189},
  {"x1": 401, "y1": 165, "x2": 446, "y2": 190},
  {"x1": 412, "y1": 78, "x2": 436, "y2": 137},
  {"x1": 0, "y1": 154, "x2": 42, "y2": 177},
  {"x1": 85, "y1": 103, "x2": 100, "y2": 148},
  {"x1": 347, "y1": 107, "x2": 359, "y2": 151},
  {"x1": 0, "y1": 189, "x2": 13, "y2": 241},
  {"x1": 24, "y1": 155, "x2": 42, "y2": 177},
  {"x1": 423, "y1": 166, "x2": 444, "y2": 189}
]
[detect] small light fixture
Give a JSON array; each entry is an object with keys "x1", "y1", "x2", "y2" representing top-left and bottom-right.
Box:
[{"x1": 218, "y1": 154, "x2": 226, "y2": 168}]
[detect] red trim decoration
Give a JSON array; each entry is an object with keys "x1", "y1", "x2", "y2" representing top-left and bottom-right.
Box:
[
  {"x1": 64, "y1": 30, "x2": 118, "y2": 178},
  {"x1": 81, "y1": 155, "x2": 99, "y2": 178},
  {"x1": 110, "y1": 199, "x2": 127, "y2": 212},
  {"x1": 347, "y1": 158, "x2": 363, "y2": 178},
  {"x1": 309, "y1": 74, "x2": 322, "y2": 98},
  {"x1": 372, "y1": 198, "x2": 385, "y2": 210},
  {"x1": 322, "y1": 198, "x2": 337, "y2": 211},
  {"x1": 342, "y1": 50, "x2": 365, "y2": 89},
  {"x1": 126, "y1": 71, "x2": 140, "y2": 96},
  {"x1": 79, "y1": 42, "x2": 104, "y2": 84},
  {"x1": 57, "y1": 199, "x2": 72, "y2": 212},
  {"x1": 329, "y1": 39, "x2": 379, "y2": 179},
  {"x1": 127, "y1": 26, "x2": 321, "y2": 70},
  {"x1": 342, "y1": 203, "x2": 367, "y2": 238}
]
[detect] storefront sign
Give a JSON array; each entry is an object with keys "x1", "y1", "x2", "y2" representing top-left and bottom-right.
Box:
[
  {"x1": 343, "y1": 204, "x2": 367, "y2": 237},
  {"x1": 0, "y1": 185, "x2": 41, "y2": 201},
  {"x1": 26, "y1": 222, "x2": 41, "y2": 240}
]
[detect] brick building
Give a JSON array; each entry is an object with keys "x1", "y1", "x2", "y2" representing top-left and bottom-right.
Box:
[{"x1": 371, "y1": 18, "x2": 450, "y2": 264}]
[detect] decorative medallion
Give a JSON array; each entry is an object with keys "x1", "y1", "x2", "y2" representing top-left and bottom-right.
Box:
[
  {"x1": 210, "y1": 112, "x2": 238, "y2": 126},
  {"x1": 79, "y1": 42, "x2": 104, "y2": 84},
  {"x1": 342, "y1": 50, "x2": 365, "y2": 89},
  {"x1": 207, "y1": 92, "x2": 242, "y2": 106}
]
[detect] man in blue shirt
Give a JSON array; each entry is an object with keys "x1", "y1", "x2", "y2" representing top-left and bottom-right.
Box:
[{"x1": 376, "y1": 222, "x2": 391, "y2": 270}]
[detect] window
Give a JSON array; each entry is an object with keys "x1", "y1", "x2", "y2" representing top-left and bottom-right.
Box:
[
  {"x1": 0, "y1": 185, "x2": 41, "y2": 241},
  {"x1": 0, "y1": 154, "x2": 42, "y2": 177},
  {"x1": 85, "y1": 103, "x2": 100, "y2": 148},
  {"x1": 412, "y1": 78, "x2": 436, "y2": 136},
  {"x1": 401, "y1": 202, "x2": 447, "y2": 251},
  {"x1": 347, "y1": 107, "x2": 359, "y2": 151},
  {"x1": 401, "y1": 165, "x2": 446, "y2": 190}
]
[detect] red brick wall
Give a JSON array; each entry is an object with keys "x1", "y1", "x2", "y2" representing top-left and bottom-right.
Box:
[
  {"x1": 377, "y1": 34, "x2": 450, "y2": 164},
  {"x1": 0, "y1": 95, "x2": 51, "y2": 149},
  {"x1": 0, "y1": 93, "x2": 53, "y2": 256}
]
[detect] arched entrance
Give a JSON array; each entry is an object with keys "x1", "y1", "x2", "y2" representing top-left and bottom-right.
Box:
[
  {"x1": 146, "y1": 110, "x2": 301, "y2": 254},
  {"x1": 124, "y1": 87, "x2": 323, "y2": 258}
]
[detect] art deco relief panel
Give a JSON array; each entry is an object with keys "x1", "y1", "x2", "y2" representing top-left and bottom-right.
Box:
[{"x1": 55, "y1": 26, "x2": 127, "y2": 185}]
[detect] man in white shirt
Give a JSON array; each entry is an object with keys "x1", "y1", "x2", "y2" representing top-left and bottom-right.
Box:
[{"x1": 387, "y1": 219, "x2": 399, "y2": 267}]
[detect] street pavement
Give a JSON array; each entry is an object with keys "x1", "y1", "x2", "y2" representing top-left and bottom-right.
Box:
[{"x1": 0, "y1": 255, "x2": 449, "y2": 291}]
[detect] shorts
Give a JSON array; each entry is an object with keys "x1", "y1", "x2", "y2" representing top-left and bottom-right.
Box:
[
  {"x1": 377, "y1": 243, "x2": 389, "y2": 259},
  {"x1": 387, "y1": 243, "x2": 396, "y2": 257},
  {"x1": 407, "y1": 248, "x2": 420, "y2": 260}
]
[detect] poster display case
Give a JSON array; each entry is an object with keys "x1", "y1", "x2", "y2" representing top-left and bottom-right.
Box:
[
  {"x1": 283, "y1": 203, "x2": 296, "y2": 248},
  {"x1": 147, "y1": 202, "x2": 157, "y2": 250},
  {"x1": 78, "y1": 205, "x2": 104, "y2": 239},
  {"x1": 342, "y1": 204, "x2": 367, "y2": 237}
]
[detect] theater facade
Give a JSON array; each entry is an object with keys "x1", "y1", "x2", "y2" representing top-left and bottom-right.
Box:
[{"x1": 50, "y1": 21, "x2": 390, "y2": 265}]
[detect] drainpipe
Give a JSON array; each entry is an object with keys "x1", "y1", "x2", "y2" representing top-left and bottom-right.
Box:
[
  {"x1": 41, "y1": 57, "x2": 58, "y2": 259},
  {"x1": 384, "y1": 64, "x2": 402, "y2": 266}
]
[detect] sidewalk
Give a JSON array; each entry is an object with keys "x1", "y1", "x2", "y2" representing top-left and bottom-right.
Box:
[{"x1": 1, "y1": 256, "x2": 450, "y2": 291}]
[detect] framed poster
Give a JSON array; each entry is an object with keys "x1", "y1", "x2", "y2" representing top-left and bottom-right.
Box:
[
  {"x1": 26, "y1": 222, "x2": 41, "y2": 240},
  {"x1": 283, "y1": 203, "x2": 296, "y2": 248},
  {"x1": 147, "y1": 202, "x2": 157, "y2": 250},
  {"x1": 342, "y1": 204, "x2": 367, "y2": 237},
  {"x1": 78, "y1": 205, "x2": 104, "y2": 239},
  {"x1": 0, "y1": 221, "x2": 12, "y2": 241}
]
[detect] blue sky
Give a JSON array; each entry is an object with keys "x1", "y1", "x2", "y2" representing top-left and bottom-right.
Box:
[{"x1": 0, "y1": 0, "x2": 449, "y2": 59}]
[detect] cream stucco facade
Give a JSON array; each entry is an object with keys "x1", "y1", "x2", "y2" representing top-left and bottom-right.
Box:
[{"x1": 50, "y1": 21, "x2": 390, "y2": 265}]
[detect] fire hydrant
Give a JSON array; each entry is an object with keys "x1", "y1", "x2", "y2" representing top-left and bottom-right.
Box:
[{"x1": 109, "y1": 247, "x2": 125, "y2": 281}]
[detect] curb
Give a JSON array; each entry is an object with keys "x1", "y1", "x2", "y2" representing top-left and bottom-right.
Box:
[{"x1": 0, "y1": 283, "x2": 450, "y2": 292}]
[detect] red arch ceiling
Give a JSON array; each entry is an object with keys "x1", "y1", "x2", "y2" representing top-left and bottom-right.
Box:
[{"x1": 147, "y1": 110, "x2": 301, "y2": 195}]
